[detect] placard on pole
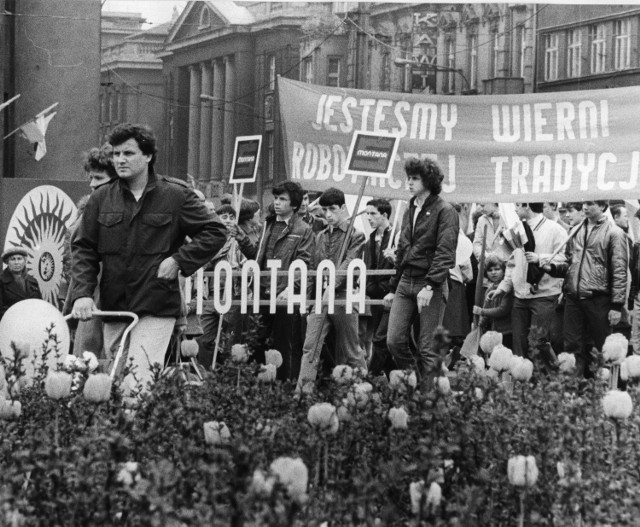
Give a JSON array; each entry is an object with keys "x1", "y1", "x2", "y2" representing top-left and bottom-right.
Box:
[{"x1": 229, "y1": 134, "x2": 262, "y2": 213}]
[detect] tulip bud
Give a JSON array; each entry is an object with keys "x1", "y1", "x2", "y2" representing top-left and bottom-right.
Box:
[
  {"x1": 230, "y1": 343, "x2": 249, "y2": 363},
  {"x1": 180, "y1": 340, "x2": 199, "y2": 358},
  {"x1": 557, "y1": 352, "x2": 576, "y2": 373},
  {"x1": 353, "y1": 382, "x2": 373, "y2": 408},
  {"x1": 507, "y1": 455, "x2": 538, "y2": 487},
  {"x1": 82, "y1": 351, "x2": 99, "y2": 372},
  {"x1": 474, "y1": 387, "x2": 484, "y2": 401},
  {"x1": 480, "y1": 331, "x2": 503, "y2": 354},
  {"x1": 331, "y1": 364, "x2": 354, "y2": 384},
  {"x1": 426, "y1": 481, "x2": 442, "y2": 508},
  {"x1": 602, "y1": 334, "x2": 628, "y2": 364},
  {"x1": 257, "y1": 364, "x2": 277, "y2": 383},
  {"x1": 264, "y1": 349, "x2": 283, "y2": 368},
  {"x1": 203, "y1": 420, "x2": 230, "y2": 445},
  {"x1": 602, "y1": 389, "x2": 633, "y2": 419},
  {"x1": 470, "y1": 355, "x2": 485, "y2": 373},
  {"x1": 82, "y1": 373, "x2": 112, "y2": 403},
  {"x1": 0, "y1": 399, "x2": 21, "y2": 420},
  {"x1": 307, "y1": 402, "x2": 339, "y2": 434},
  {"x1": 511, "y1": 358, "x2": 534, "y2": 382},
  {"x1": 436, "y1": 376, "x2": 451, "y2": 395},
  {"x1": 251, "y1": 469, "x2": 275, "y2": 496},
  {"x1": 487, "y1": 345, "x2": 514, "y2": 372},
  {"x1": 389, "y1": 370, "x2": 417, "y2": 391},
  {"x1": 409, "y1": 480, "x2": 425, "y2": 514},
  {"x1": 270, "y1": 456, "x2": 308, "y2": 503},
  {"x1": 44, "y1": 371, "x2": 73, "y2": 400},
  {"x1": 388, "y1": 406, "x2": 409, "y2": 429},
  {"x1": 624, "y1": 355, "x2": 640, "y2": 378}
]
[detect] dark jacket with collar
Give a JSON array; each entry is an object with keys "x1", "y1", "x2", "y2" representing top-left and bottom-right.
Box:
[
  {"x1": 364, "y1": 227, "x2": 394, "y2": 299},
  {"x1": 0, "y1": 268, "x2": 42, "y2": 318},
  {"x1": 390, "y1": 193, "x2": 459, "y2": 292},
  {"x1": 238, "y1": 213, "x2": 315, "y2": 295},
  {"x1": 70, "y1": 173, "x2": 227, "y2": 317},
  {"x1": 313, "y1": 219, "x2": 365, "y2": 292}
]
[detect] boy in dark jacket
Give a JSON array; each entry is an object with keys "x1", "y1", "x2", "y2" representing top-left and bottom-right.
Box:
[{"x1": 383, "y1": 158, "x2": 459, "y2": 386}]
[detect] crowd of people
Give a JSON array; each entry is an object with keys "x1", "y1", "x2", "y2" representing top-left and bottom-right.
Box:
[{"x1": 2, "y1": 121, "x2": 638, "y2": 395}]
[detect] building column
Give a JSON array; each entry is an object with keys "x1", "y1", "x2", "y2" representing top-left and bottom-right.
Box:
[
  {"x1": 210, "y1": 59, "x2": 224, "y2": 184},
  {"x1": 199, "y1": 62, "x2": 213, "y2": 184},
  {"x1": 223, "y1": 55, "x2": 236, "y2": 179},
  {"x1": 187, "y1": 64, "x2": 201, "y2": 179}
]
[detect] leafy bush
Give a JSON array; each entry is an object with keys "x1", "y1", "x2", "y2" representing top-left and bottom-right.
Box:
[{"x1": 1, "y1": 342, "x2": 640, "y2": 526}]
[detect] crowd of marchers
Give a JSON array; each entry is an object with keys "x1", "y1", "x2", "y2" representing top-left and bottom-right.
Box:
[{"x1": 1, "y1": 122, "x2": 636, "y2": 395}]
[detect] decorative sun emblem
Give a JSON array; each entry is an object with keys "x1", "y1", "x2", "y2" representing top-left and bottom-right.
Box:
[{"x1": 4, "y1": 185, "x2": 77, "y2": 306}]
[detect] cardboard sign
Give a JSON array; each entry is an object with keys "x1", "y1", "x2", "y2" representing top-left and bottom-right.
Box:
[
  {"x1": 344, "y1": 132, "x2": 400, "y2": 178},
  {"x1": 229, "y1": 135, "x2": 262, "y2": 183}
]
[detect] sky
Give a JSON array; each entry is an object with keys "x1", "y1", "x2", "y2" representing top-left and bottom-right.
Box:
[{"x1": 102, "y1": 1, "x2": 188, "y2": 27}]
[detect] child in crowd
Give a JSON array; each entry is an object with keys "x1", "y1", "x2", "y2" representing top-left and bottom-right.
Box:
[{"x1": 473, "y1": 254, "x2": 513, "y2": 351}]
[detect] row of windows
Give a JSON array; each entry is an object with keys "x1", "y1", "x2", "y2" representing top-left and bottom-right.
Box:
[{"x1": 543, "y1": 17, "x2": 634, "y2": 81}]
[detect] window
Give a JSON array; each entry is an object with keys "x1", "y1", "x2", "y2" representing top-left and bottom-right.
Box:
[
  {"x1": 266, "y1": 131, "x2": 274, "y2": 180},
  {"x1": 198, "y1": 7, "x2": 211, "y2": 29},
  {"x1": 615, "y1": 18, "x2": 631, "y2": 70},
  {"x1": 490, "y1": 27, "x2": 501, "y2": 78},
  {"x1": 544, "y1": 33, "x2": 559, "y2": 81},
  {"x1": 567, "y1": 28, "x2": 582, "y2": 77},
  {"x1": 513, "y1": 25, "x2": 526, "y2": 78},
  {"x1": 590, "y1": 23, "x2": 606, "y2": 73},
  {"x1": 327, "y1": 57, "x2": 342, "y2": 87},
  {"x1": 467, "y1": 33, "x2": 478, "y2": 89},
  {"x1": 302, "y1": 57, "x2": 313, "y2": 84},
  {"x1": 268, "y1": 55, "x2": 276, "y2": 91},
  {"x1": 443, "y1": 36, "x2": 455, "y2": 92}
]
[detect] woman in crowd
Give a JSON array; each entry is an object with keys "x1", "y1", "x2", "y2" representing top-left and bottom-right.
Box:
[{"x1": 0, "y1": 247, "x2": 42, "y2": 319}]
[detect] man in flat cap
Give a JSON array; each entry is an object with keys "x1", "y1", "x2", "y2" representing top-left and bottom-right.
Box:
[{"x1": 0, "y1": 247, "x2": 42, "y2": 319}]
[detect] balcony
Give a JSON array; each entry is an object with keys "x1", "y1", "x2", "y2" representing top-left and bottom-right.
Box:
[
  {"x1": 101, "y1": 41, "x2": 165, "y2": 67},
  {"x1": 482, "y1": 77, "x2": 525, "y2": 95}
]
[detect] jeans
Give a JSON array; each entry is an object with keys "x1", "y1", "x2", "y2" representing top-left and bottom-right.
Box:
[
  {"x1": 564, "y1": 294, "x2": 611, "y2": 375},
  {"x1": 369, "y1": 306, "x2": 395, "y2": 376},
  {"x1": 103, "y1": 316, "x2": 176, "y2": 396},
  {"x1": 255, "y1": 306, "x2": 304, "y2": 381},
  {"x1": 511, "y1": 295, "x2": 559, "y2": 357},
  {"x1": 387, "y1": 275, "x2": 448, "y2": 379},
  {"x1": 297, "y1": 296, "x2": 366, "y2": 391}
]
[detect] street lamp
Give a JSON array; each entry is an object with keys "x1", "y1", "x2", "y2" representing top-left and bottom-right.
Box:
[{"x1": 393, "y1": 57, "x2": 471, "y2": 93}]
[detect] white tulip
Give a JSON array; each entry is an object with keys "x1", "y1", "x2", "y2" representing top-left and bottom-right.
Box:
[
  {"x1": 257, "y1": 364, "x2": 277, "y2": 383},
  {"x1": 470, "y1": 355, "x2": 485, "y2": 373},
  {"x1": 557, "y1": 352, "x2": 576, "y2": 373},
  {"x1": 602, "y1": 390, "x2": 633, "y2": 419},
  {"x1": 602, "y1": 334, "x2": 628, "y2": 364},
  {"x1": 426, "y1": 481, "x2": 442, "y2": 508},
  {"x1": 353, "y1": 382, "x2": 373, "y2": 408},
  {"x1": 231, "y1": 344, "x2": 249, "y2": 363},
  {"x1": 388, "y1": 406, "x2": 409, "y2": 429},
  {"x1": 82, "y1": 351, "x2": 99, "y2": 372},
  {"x1": 307, "y1": 402, "x2": 339, "y2": 435},
  {"x1": 44, "y1": 371, "x2": 73, "y2": 399},
  {"x1": 389, "y1": 370, "x2": 417, "y2": 391},
  {"x1": 203, "y1": 421, "x2": 231, "y2": 445},
  {"x1": 624, "y1": 355, "x2": 640, "y2": 378},
  {"x1": 269, "y1": 456, "x2": 308, "y2": 503},
  {"x1": 436, "y1": 376, "x2": 451, "y2": 395},
  {"x1": 331, "y1": 365, "x2": 354, "y2": 384},
  {"x1": 511, "y1": 358, "x2": 534, "y2": 382},
  {"x1": 409, "y1": 480, "x2": 424, "y2": 514},
  {"x1": 264, "y1": 349, "x2": 283, "y2": 368},
  {"x1": 507, "y1": 455, "x2": 538, "y2": 487},
  {"x1": 480, "y1": 331, "x2": 503, "y2": 354},
  {"x1": 487, "y1": 345, "x2": 514, "y2": 372}
]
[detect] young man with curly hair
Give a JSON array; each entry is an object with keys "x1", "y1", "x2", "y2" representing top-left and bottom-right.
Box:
[{"x1": 383, "y1": 157, "x2": 459, "y2": 386}]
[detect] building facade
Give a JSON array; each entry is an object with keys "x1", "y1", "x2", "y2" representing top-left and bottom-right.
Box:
[{"x1": 536, "y1": 4, "x2": 640, "y2": 92}]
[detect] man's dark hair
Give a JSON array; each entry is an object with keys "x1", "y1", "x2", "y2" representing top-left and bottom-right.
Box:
[
  {"x1": 366, "y1": 198, "x2": 392, "y2": 218},
  {"x1": 610, "y1": 204, "x2": 626, "y2": 219},
  {"x1": 319, "y1": 187, "x2": 346, "y2": 207},
  {"x1": 216, "y1": 204, "x2": 236, "y2": 218},
  {"x1": 273, "y1": 181, "x2": 304, "y2": 213},
  {"x1": 83, "y1": 143, "x2": 117, "y2": 179},
  {"x1": 238, "y1": 199, "x2": 260, "y2": 224},
  {"x1": 566, "y1": 202, "x2": 582, "y2": 212},
  {"x1": 526, "y1": 203, "x2": 544, "y2": 214},
  {"x1": 595, "y1": 200, "x2": 609, "y2": 212},
  {"x1": 405, "y1": 157, "x2": 444, "y2": 195},
  {"x1": 107, "y1": 123, "x2": 157, "y2": 172}
]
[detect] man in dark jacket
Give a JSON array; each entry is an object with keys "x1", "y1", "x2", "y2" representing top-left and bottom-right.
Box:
[
  {"x1": 70, "y1": 123, "x2": 226, "y2": 395},
  {"x1": 363, "y1": 198, "x2": 396, "y2": 376},
  {"x1": 383, "y1": 158, "x2": 459, "y2": 385},
  {"x1": 234, "y1": 181, "x2": 314, "y2": 380},
  {"x1": 543, "y1": 200, "x2": 628, "y2": 376}
]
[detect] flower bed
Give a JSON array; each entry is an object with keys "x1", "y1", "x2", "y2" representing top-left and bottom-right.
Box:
[{"x1": 1, "y1": 342, "x2": 640, "y2": 526}]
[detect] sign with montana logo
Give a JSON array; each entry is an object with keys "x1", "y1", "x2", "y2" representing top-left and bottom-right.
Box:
[
  {"x1": 230, "y1": 135, "x2": 262, "y2": 183},
  {"x1": 345, "y1": 132, "x2": 400, "y2": 178}
]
